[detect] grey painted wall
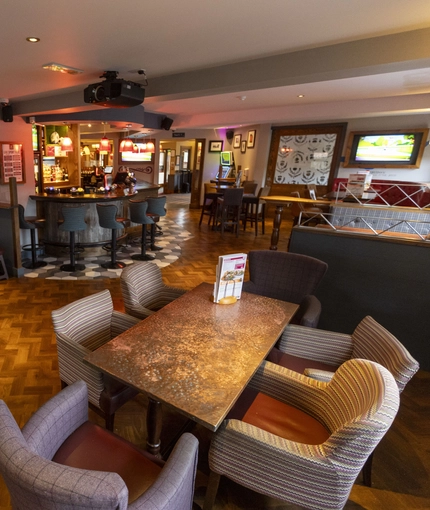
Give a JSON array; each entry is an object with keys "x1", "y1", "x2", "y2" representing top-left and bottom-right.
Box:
[{"x1": 289, "y1": 228, "x2": 429, "y2": 370}]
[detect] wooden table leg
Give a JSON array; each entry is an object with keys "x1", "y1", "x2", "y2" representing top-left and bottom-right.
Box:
[
  {"x1": 269, "y1": 204, "x2": 284, "y2": 250},
  {"x1": 146, "y1": 397, "x2": 162, "y2": 456}
]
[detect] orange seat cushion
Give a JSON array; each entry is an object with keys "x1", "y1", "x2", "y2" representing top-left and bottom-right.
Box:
[
  {"x1": 229, "y1": 388, "x2": 330, "y2": 445},
  {"x1": 53, "y1": 422, "x2": 163, "y2": 503}
]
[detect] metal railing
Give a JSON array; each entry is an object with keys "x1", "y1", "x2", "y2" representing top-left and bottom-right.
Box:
[
  {"x1": 297, "y1": 209, "x2": 430, "y2": 242},
  {"x1": 333, "y1": 181, "x2": 430, "y2": 209}
]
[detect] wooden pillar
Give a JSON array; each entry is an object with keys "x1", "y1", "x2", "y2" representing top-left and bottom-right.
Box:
[{"x1": 9, "y1": 177, "x2": 22, "y2": 268}]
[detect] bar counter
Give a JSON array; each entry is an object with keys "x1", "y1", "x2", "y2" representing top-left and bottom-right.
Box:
[{"x1": 30, "y1": 183, "x2": 159, "y2": 251}]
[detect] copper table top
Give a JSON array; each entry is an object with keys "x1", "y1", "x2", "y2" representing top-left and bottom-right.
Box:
[{"x1": 85, "y1": 282, "x2": 298, "y2": 431}]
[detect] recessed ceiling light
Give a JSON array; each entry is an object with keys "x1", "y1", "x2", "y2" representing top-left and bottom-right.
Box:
[
  {"x1": 297, "y1": 94, "x2": 305, "y2": 98},
  {"x1": 42, "y1": 63, "x2": 83, "y2": 75},
  {"x1": 26, "y1": 37, "x2": 40, "y2": 43}
]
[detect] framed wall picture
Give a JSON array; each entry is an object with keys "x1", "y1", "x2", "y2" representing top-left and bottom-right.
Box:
[
  {"x1": 0, "y1": 142, "x2": 25, "y2": 184},
  {"x1": 266, "y1": 123, "x2": 347, "y2": 193},
  {"x1": 233, "y1": 134, "x2": 242, "y2": 148},
  {"x1": 241, "y1": 140, "x2": 247, "y2": 153},
  {"x1": 247, "y1": 130, "x2": 256, "y2": 148},
  {"x1": 209, "y1": 140, "x2": 223, "y2": 152}
]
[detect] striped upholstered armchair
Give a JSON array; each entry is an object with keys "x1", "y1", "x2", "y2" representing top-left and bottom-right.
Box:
[
  {"x1": 267, "y1": 315, "x2": 419, "y2": 485},
  {"x1": 203, "y1": 358, "x2": 400, "y2": 510},
  {"x1": 51, "y1": 289, "x2": 140, "y2": 430},
  {"x1": 0, "y1": 381, "x2": 199, "y2": 510},
  {"x1": 120, "y1": 262, "x2": 186, "y2": 320}
]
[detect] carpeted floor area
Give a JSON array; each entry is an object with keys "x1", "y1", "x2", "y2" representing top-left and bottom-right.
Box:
[{"x1": 22, "y1": 217, "x2": 193, "y2": 280}]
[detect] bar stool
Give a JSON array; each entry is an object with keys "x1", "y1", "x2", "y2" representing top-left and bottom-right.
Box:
[
  {"x1": 128, "y1": 199, "x2": 155, "y2": 261},
  {"x1": 215, "y1": 187, "x2": 244, "y2": 237},
  {"x1": 146, "y1": 196, "x2": 167, "y2": 251},
  {"x1": 18, "y1": 205, "x2": 47, "y2": 269},
  {"x1": 58, "y1": 206, "x2": 87, "y2": 272},
  {"x1": 199, "y1": 182, "x2": 219, "y2": 227},
  {"x1": 0, "y1": 248, "x2": 8, "y2": 280},
  {"x1": 242, "y1": 185, "x2": 271, "y2": 235},
  {"x1": 96, "y1": 203, "x2": 130, "y2": 269}
]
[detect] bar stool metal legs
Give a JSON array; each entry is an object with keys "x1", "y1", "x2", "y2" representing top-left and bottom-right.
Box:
[
  {"x1": 129, "y1": 199, "x2": 155, "y2": 261},
  {"x1": 146, "y1": 196, "x2": 167, "y2": 251},
  {"x1": 18, "y1": 205, "x2": 47, "y2": 269},
  {"x1": 96, "y1": 203, "x2": 130, "y2": 269},
  {"x1": 58, "y1": 207, "x2": 87, "y2": 272}
]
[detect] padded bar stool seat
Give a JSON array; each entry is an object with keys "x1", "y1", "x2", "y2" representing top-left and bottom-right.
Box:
[
  {"x1": 0, "y1": 248, "x2": 8, "y2": 280},
  {"x1": 58, "y1": 206, "x2": 87, "y2": 272},
  {"x1": 18, "y1": 204, "x2": 47, "y2": 269},
  {"x1": 96, "y1": 203, "x2": 130, "y2": 269},
  {"x1": 129, "y1": 199, "x2": 155, "y2": 261},
  {"x1": 146, "y1": 196, "x2": 167, "y2": 251}
]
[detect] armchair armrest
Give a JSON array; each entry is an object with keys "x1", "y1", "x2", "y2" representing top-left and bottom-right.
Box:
[
  {"x1": 303, "y1": 368, "x2": 335, "y2": 382},
  {"x1": 296, "y1": 294, "x2": 321, "y2": 328},
  {"x1": 131, "y1": 433, "x2": 199, "y2": 510},
  {"x1": 111, "y1": 310, "x2": 141, "y2": 336},
  {"x1": 56, "y1": 333, "x2": 104, "y2": 407},
  {"x1": 278, "y1": 324, "x2": 353, "y2": 365},
  {"x1": 125, "y1": 305, "x2": 156, "y2": 321},
  {"x1": 164, "y1": 286, "x2": 187, "y2": 298},
  {"x1": 22, "y1": 380, "x2": 89, "y2": 460}
]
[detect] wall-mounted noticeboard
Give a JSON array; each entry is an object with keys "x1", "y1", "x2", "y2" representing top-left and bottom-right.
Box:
[{"x1": 0, "y1": 142, "x2": 25, "y2": 184}]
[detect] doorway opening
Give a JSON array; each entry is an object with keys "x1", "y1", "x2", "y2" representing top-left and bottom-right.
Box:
[{"x1": 159, "y1": 138, "x2": 205, "y2": 209}]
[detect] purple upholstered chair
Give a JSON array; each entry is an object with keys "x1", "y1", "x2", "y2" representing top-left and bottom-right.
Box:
[
  {"x1": 242, "y1": 250, "x2": 328, "y2": 328},
  {"x1": 0, "y1": 380, "x2": 199, "y2": 510}
]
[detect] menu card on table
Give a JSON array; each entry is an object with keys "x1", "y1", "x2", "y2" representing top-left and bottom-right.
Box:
[{"x1": 213, "y1": 253, "x2": 247, "y2": 303}]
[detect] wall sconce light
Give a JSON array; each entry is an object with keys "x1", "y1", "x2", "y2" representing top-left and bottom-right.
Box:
[{"x1": 280, "y1": 146, "x2": 293, "y2": 154}]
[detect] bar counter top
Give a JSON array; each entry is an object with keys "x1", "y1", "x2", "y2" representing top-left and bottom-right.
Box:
[{"x1": 30, "y1": 182, "x2": 159, "y2": 203}]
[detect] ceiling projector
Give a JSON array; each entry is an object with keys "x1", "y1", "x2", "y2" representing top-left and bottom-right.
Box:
[{"x1": 83, "y1": 71, "x2": 145, "y2": 108}]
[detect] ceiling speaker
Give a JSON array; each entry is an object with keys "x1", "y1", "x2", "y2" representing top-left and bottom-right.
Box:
[
  {"x1": 161, "y1": 117, "x2": 173, "y2": 130},
  {"x1": 2, "y1": 105, "x2": 13, "y2": 122}
]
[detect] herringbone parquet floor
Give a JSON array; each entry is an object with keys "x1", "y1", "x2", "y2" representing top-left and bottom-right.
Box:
[{"x1": 0, "y1": 200, "x2": 429, "y2": 509}]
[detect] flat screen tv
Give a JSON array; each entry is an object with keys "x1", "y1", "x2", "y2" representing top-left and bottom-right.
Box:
[
  {"x1": 220, "y1": 151, "x2": 233, "y2": 166},
  {"x1": 344, "y1": 128, "x2": 429, "y2": 169}
]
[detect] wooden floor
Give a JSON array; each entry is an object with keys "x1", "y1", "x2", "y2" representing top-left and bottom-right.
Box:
[{"x1": 0, "y1": 200, "x2": 429, "y2": 509}]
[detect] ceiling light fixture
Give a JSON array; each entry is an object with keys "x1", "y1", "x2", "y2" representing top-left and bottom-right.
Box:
[
  {"x1": 119, "y1": 124, "x2": 134, "y2": 153},
  {"x1": 297, "y1": 94, "x2": 305, "y2": 98},
  {"x1": 145, "y1": 141, "x2": 155, "y2": 153},
  {"x1": 99, "y1": 123, "x2": 111, "y2": 153},
  {"x1": 99, "y1": 136, "x2": 111, "y2": 152},
  {"x1": 42, "y1": 63, "x2": 83, "y2": 75},
  {"x1": 26, "y1": 37, "x2": 40, "y2": 43}
]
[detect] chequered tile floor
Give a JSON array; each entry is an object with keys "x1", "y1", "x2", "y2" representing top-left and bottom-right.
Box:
[{"x1": 22, "y1": 218, "x2": 193, "y2": 280}]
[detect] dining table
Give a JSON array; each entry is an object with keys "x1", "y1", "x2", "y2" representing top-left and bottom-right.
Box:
[
  {"x1": 263, "y1": 195, "x2": 332, "y2": 250},
  {"x1": 84, "y1": 282, "x2": 298, "y2": 456}
]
